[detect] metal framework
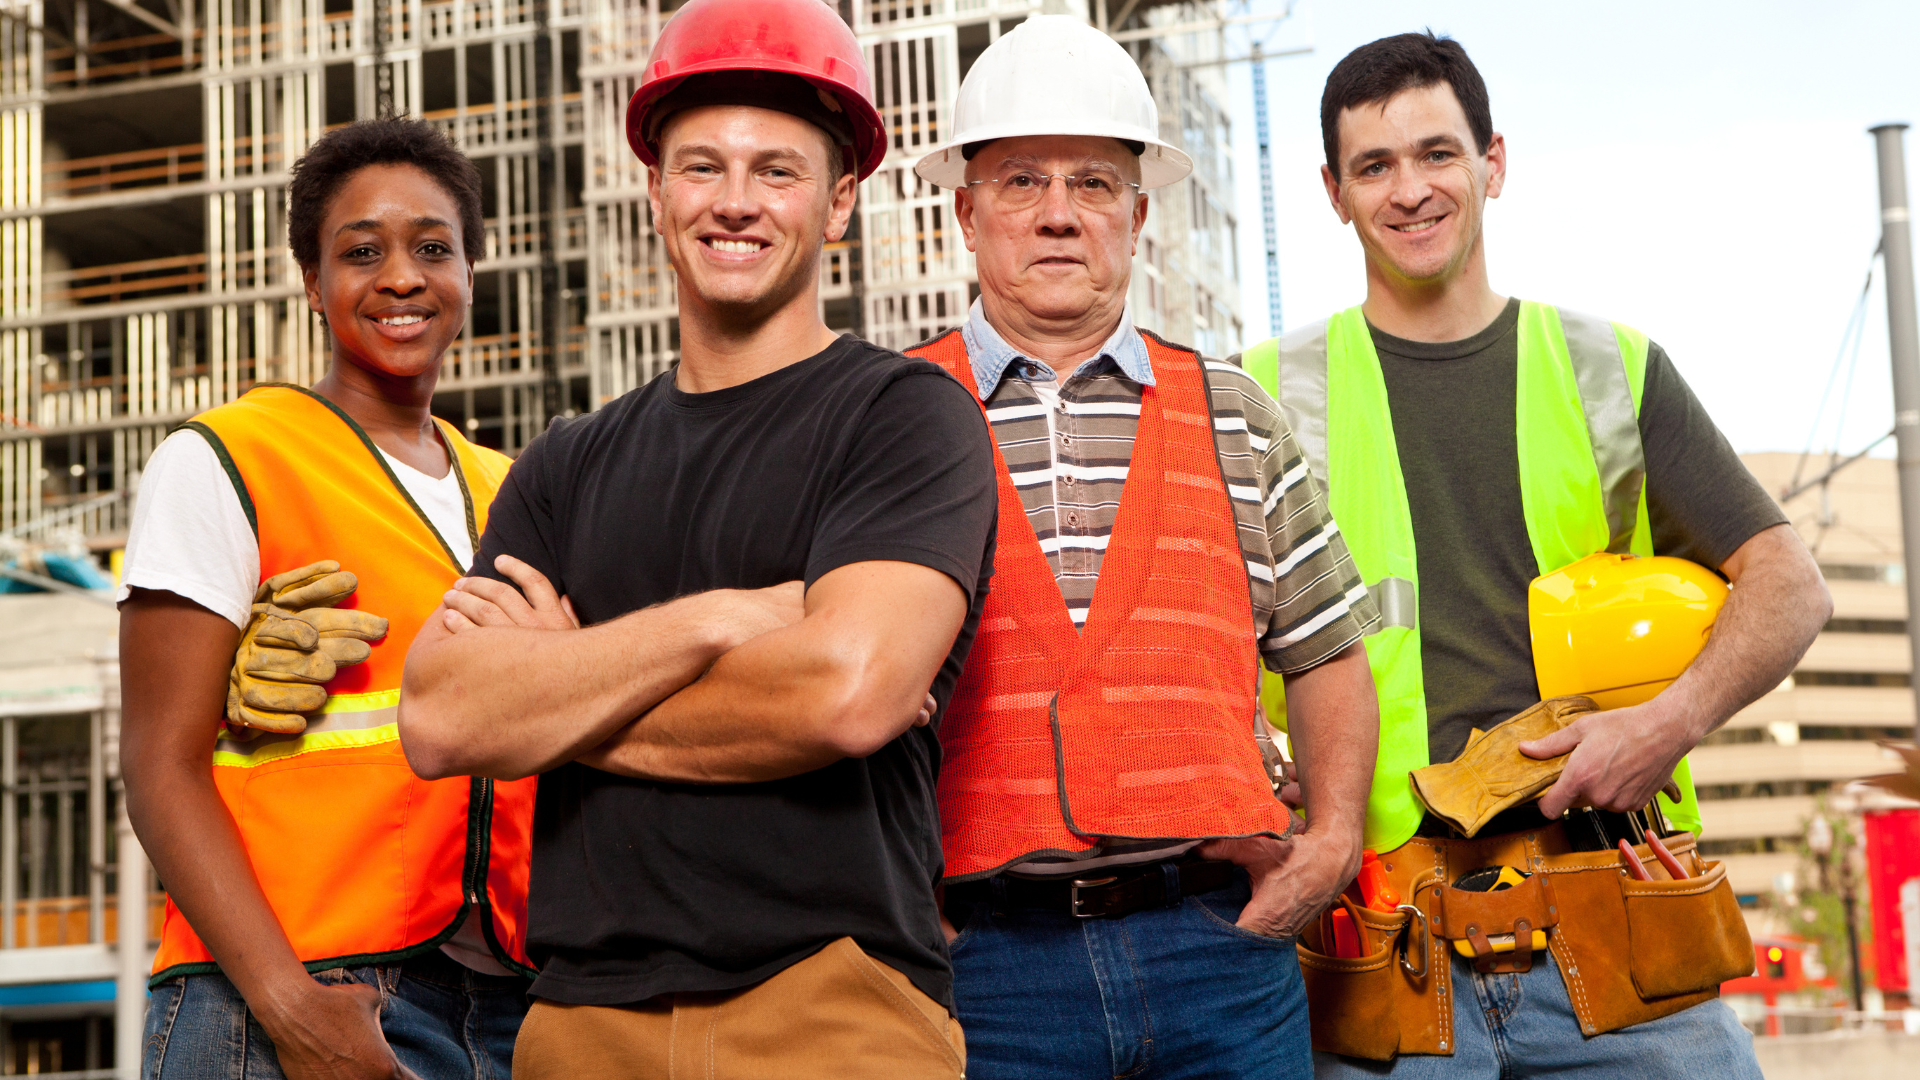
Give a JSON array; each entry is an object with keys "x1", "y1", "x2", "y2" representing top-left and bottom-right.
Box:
[{"x1": 0, "y1": 0, "x2": 1244, "y2": 540}]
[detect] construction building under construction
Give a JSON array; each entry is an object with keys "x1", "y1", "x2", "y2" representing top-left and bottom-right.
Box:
[
  {"x1": 0, "y1": 0, "x2": 1246, "y2": 542},
  {"x1": 0, "y1": 0, "x2": 1247, "y2": 1070}
]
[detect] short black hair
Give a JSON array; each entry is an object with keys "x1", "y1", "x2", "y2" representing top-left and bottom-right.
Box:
[
  {"x1": 287, "y1": 118, "x2": 486, "y2": 268},
  {"x1": 1320, "y1": 31, "x2": 1492, "y2": 180}
]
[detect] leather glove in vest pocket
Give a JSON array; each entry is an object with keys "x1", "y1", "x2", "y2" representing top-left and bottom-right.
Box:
[{"x1": 226, "y1": 560, "x2": 389, "y2": 736}]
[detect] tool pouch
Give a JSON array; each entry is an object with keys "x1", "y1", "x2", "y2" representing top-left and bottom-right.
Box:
[
  {"x1": 1428, "y1": 871, "x2": 1559, "y2": 975},
  {"x1": 1298, "y1": 898, "x2": 1431, "y2": 1061},
  {"x1": 1301, "y1": 830, "x2": 1754, "y2": 1061},
  {"x1": 1534, "y1": 835, "x2": 1755, "y2": 1036},
  {"x1": 1618, "y1": 859, "x2": 1752, "y2": 998}
]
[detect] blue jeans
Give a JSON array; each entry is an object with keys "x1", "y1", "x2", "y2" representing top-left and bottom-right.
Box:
[
  {"x1": 949, "y1": 870, "x2": 1312, "y2": 1080},
  {"x1": 143, "y1": 949, "x2": 531, "y2": 1079},
  {"x1": 1313, "y1": 948, "x2": 1762, "y2": 1079}
]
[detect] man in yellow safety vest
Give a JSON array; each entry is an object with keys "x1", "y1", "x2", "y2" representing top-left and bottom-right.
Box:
[{"x1": 1236, "y1": 31, "x2": 1831, "y2": 1077}]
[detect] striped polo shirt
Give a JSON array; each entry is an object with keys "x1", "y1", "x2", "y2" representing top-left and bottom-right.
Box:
[{"x1": 959, "y1": 300, "x2": 1378, "y2": 676}]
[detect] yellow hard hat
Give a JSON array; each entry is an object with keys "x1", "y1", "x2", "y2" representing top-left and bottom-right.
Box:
[{"x1": 1529, "y1": 553, "x2": 1728, "y2": 711}]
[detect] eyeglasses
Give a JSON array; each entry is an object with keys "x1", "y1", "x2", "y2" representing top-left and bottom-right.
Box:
[{"x1": 965, "y1": 169, "x2": 1142, "y2": 211}]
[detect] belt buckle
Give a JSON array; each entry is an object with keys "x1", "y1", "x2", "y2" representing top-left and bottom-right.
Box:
[{"x1": 1070, "y1": 876, "x2": 1119, "y2": 919}]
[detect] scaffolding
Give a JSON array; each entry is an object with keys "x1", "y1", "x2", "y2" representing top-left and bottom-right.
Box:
[{"x1": 0, "y1": 0, "x2": 1244, "y2": 545}]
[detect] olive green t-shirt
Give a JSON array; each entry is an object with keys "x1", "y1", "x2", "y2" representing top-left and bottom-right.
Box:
[{"x1": 1369, "y1": 299, "x2": 1787, "y2": 764}]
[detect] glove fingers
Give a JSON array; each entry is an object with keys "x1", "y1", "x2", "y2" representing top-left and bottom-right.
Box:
[
  {"x1": 238, "y1": 676, "x2": 328, "y2": 714},
  {"x1": 315, "y1": 638, "x2": 372, "y2": 666},
  {"x1": 257, "y1": 560, "x2": 341, "y2": 604},
  {"x1": 230, "y1": 703, "x2": 310, "y2": 734},
  {"x1": 251, "y1": 613, "x2": 319, "y2": 651},
  {"x1": 297, "y1": 609, "x2": 389, "y2": 641},
  {"x1": 274, "y1": 570, "x2": 358, "y2": 611},
  {"x1": 241, "y1": 647, "x2": 337, "y2": 684}
]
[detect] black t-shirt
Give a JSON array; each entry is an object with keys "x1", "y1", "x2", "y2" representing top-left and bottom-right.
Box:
[
  {"x1": 471, "y1": 335, "x2": 998, "y2": 1010},
  {"x1": 1370, "y1": 299, "x2": 1787, "y2": 765}
]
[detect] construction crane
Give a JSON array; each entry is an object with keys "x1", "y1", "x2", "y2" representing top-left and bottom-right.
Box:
[
  {"x1": 1113, "y1": 1, "x2": 1305, "y2": 340},
  {"x1": 1252, "y1": 42, "x2": 1281, "y2": 337}
]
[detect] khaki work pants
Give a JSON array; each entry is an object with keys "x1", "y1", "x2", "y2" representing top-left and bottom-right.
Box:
[{"x1": 513, "y1": 937, "x2": 967, "y2": 1080}]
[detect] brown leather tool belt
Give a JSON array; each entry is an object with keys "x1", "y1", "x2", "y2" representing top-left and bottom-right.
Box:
[
  {"x1": 1297, "y1": 823, "x2": 1754, "y2": 1062},
  {"x1": 946, "y1": 857, "x2": 1237, "y2": 920}
]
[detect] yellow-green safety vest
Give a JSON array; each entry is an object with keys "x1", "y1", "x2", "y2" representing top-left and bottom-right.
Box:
[{"x1": 1242, "y1": 301, "x2": 1703, "y2": 854}]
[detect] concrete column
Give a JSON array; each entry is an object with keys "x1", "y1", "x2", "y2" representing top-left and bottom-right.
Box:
[{"x1": 114, "y1": 801, "x2": 148, "y2": 1080}]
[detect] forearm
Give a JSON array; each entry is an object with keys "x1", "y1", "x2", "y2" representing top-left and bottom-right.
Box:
[
  {"x1": 399, "y1": 595, "x2": 734, "y2": 780},
  {"x1": 126, "y1": 759, "x2": 312, "y2": 1020},
  {"x1": 585, "y1": 561, "x2": 965, "y2": 784},
  {"x1": 1662, "y1": 524, "x2": 1830, "y2": 742},
  {"x1": 1281, "y1": 641, "x2": 1379, "y2": 850},
  {"x1": 120, "y1": 594, "x2": 312, "y2": 1033},
  {"x1": 583, "y1": 616, "x2": 904, "y2": 783}
]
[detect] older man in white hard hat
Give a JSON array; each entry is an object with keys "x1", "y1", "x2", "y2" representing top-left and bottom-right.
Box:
[{"x1": 907, "y1": 16, "x2": 1382, "y2": 1078}]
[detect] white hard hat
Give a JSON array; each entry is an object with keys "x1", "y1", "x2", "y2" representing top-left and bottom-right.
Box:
[{"x1": 913, "y1": 15, "x2": 1193, "y2": 191}]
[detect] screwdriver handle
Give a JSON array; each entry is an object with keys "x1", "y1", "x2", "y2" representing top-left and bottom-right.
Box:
[
  {"x1": 1616, "y1": 839, "x2": 1652, "y2": 881},
  {"x1": 1644, "y1": 833, "x2": 1690, "y2": 880}
]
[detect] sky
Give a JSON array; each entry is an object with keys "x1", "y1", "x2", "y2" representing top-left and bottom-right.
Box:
[{"x1": 1212, "y1": 0, "x2": 1920, "y2": 455}]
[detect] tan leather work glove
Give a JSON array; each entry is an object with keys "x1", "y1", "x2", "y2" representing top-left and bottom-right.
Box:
[
  {"x1": 225, "y1": 561, "x2": 389, "y2": 736},
  {"x1": 1408, "y1": 696, "x2": 1600, "y2": 837}
]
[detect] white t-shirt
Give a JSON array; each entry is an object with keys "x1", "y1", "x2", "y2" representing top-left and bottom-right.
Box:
[{"x1": 120, "y1": 428, "x2": 510, "y2": 976}]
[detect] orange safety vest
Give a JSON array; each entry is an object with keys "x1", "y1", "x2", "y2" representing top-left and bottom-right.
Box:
[
  {"x1": 150, "y1": 385, "x2": 538, "y2": 981},
  {"x1": 909, "y1": 330, "x2": 1289, "y2": 882}
]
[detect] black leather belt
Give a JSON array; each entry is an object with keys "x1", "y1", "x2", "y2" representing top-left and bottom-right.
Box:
[{"x1": 947, "y1": 857, "x2": 1237, "y2": 920}]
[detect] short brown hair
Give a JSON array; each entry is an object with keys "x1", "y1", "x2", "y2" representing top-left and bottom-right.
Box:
[
  {"x1": 1321, "y1": 32, "x2": 1492, "y2": 180},
  {"x1": 648, "y1": 72, "x2": 852, "y2": 185},
  {"x1": 288, "y1": 118, "x2": 485, "y2": 268}
]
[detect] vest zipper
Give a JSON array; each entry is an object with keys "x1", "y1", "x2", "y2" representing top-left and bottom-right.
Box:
[{"x1": 464, "y1": 775, "x2": 494, "y2": 927}]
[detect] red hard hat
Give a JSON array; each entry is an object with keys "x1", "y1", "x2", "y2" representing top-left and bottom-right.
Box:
[{"x1": 625, "y1": 0, "x2": 888, "y2": 180}]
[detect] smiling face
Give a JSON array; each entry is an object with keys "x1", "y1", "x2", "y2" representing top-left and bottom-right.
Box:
[
  {"x1": 956, "y1": 135, "x2": 1147, "y2": 334},
  {"x1": 302, "y1": 163, "x2": 473, "y2": 382},
  {"x1": 1321, "y1": 81, "x2": 1505, "y2": 287},
  {"x1": 648, "y1": 104, "x2": 856, "y2": 323}
]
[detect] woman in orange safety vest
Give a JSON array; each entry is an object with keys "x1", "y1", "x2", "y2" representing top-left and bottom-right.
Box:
[{"x1": 118, "y1": 118, "x2": 538, "y2": 1080}]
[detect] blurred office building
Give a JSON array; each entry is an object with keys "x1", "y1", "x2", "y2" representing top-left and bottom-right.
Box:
[
  {"x1": 1705, "y1": 454, "x2": 1913, "y2": 900},
  {"x1": 0, "y1": 0, "x2": 1244, "y2": 539},
  {"x1": 1714, "y1": 453, "x2": 1920, "y2": 1032}
]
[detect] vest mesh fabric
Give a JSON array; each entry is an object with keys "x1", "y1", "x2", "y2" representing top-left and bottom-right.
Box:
[
  {"x1": 911, "y1": 332, "x2": 1288, "y2": 881},
  {"x1": 151, "y1": 386, "x2": 537, "y2": 980}
]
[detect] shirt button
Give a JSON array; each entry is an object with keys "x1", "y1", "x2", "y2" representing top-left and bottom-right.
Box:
[
  {"x1": 1065, "y1": 512, "x2": 1081, "y2": 526},
  {"x1": 1061, "y1": 475, "x2": 1075, "y2": 486},
  {"x1": 1061, "y1": 435, "x2": 1073, "y2": 447}
]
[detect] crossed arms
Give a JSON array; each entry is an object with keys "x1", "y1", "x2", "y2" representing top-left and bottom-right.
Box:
[{"x1": 399, "y1": 555, "x2": 966, "y2": 784}]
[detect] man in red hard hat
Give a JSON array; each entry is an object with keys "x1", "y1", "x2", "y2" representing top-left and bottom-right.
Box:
[{"x1": 398, "y1": 1, "x2": 995, "y2": 1077}]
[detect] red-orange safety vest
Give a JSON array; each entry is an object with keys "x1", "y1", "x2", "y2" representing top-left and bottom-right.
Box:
[
  {"x1": 909, "y1": 330, "x2": 1289, "y2": 882},
  {"x1": 150, "y1": 385, "x2": 538, "y2": 981}
]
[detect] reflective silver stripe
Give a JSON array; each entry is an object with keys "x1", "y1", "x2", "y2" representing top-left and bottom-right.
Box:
[
  {"x1": 1372, "y1": 576, "x2": 1417, "y2": 630},
  {"x1": 214, "y1": 704, "x2": 398, "y2": 758},
  {"x1": 1557, "y1": 307, "x2": 1646, "y2": 554},
  {"x1": 1273, "y1": 320, "x2": 1332, "y2": 484},
  {"x1": 1276, "y1": 321, "x2": 1415, "y2": 633}
]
